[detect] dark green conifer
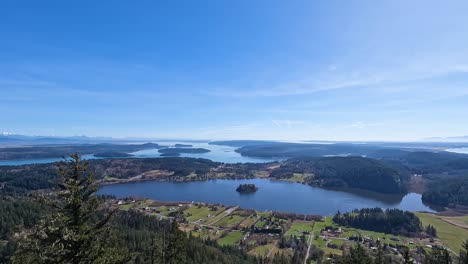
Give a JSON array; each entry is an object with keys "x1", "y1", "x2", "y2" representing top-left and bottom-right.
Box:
[{"x1": 12, "y1": 154, "x2": 128, "y2": 264}]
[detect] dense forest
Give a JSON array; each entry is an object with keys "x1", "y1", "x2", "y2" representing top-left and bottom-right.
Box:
[
  {"x1": 333, "y1": 208, "x2": 422, "y2": 236},
  {"x1": 270, "y1": 157, "x2": 406, "y2": 193},
  {"x1": 105, "y1": 210, "x2": 259, "y2": 264},
  {"x1": 311, "y1": 157, "x2": 405, "y2": 193},
  {"x1": 0, "y1": 157, "x2": 220, "y2": 194},
  {"x1": 0, "y1": 197, "x2": 49, "y2": 262},
  {"x1": 0, "y1": 197, "x2": 261, "y2": 264},
  {"x1": 422, "y1": 175, "x2": 468, "y2": 206},
  {"x1": 234, "y1": 142, "x2": 379, "y2": 158}
]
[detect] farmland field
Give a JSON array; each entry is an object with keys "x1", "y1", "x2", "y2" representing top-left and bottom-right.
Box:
[{"x1": 416, "y1": 212, "x2": 468, "y2": 253}]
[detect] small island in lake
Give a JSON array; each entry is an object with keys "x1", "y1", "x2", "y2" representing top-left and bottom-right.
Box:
[{"x1": 236, "y1": 184, "x2": 258, "y2": 193}]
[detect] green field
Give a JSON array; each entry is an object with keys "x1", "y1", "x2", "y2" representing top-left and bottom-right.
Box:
[
  {"x1": 155, "y1": 205, "x2": 180, "y2": 216},
  {"x1": 285, "y1": 173, "x2": 313, "y2": 183},
  {"x1": 137, "y1": 199, "x2": 154, "y2": 208},
  {"x1": 441, "y1": 215, "x2": 468, "y2": 228},
  {"x1": 285, "y1": 221, "x2": 315, "y2": 237},
  {"x1": 312, "y1": 217, "x2": 420, "y2": 256},
  {"x1": 253, "y1": 170, "x2": 270, "y2": 178},
  {"x1": 119, "y1": 203, "x2": 134, "y2": 211},
  {"x1": 213, "y1": 215, "x2": 246, "y2": 228},
  {"x1": 416, "y1": 212, "x2": 468, "y2": 253},
  {"x1": 257, "y1": 211, "x2": 272, "y2": 218},
  {"x1": 289, "y1": 173, "x2": 307, "y2": 183},
  {"x1": 184, "y1": 205, "x2": 222, "y2": 222},
  {"x1": 239, "y1": 215, "x2": 257, "y2": 228},
  {"x1": 248, "y1": 243, "x2": 276, "y2": 256},
  {"x1": 205, "y1": 209, "x2": 232, "y2": 225},
  {"x1": 217, "y1": 231, "x2": 244, "y2": 246},
  {"x1": 313, "y1": 217, "x2": 336, "y2": 236},
  {"x1": 104, "y1": 175, "x2": 120, "y2": 181},
  {"x1": 255, "y1": 220, "x2": 267, "y2": 229}
]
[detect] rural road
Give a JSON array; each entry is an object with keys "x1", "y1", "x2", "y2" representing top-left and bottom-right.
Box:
[{"x1": 304, "y1": 234, "x2": 313, "y2": 264}]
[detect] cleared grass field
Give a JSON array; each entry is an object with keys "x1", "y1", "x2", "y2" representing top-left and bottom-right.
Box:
[
  {"x1": 313, "y1": 217, "x2": 336, "y2": 236},
  {"x1": 248, "y1": 243, "x2": 277, "y2": 257},
  {"x1": 313, "y1": 235, "x2": 343, "y2": 255},
  {"x1": 184, "y1": 205, "x2": 222, "y2": 222},
  {"x1": 416, "y1": 212, "x2": 468, "y2": 253},
  {"x1": 239, "y1": 215, "x2": 257, "y2": 228},
  {"x1": 253, "y1": 170, "x2": 270, "y2": 178},
  {"x1": 285, "y1": 221, "x2": 315, "y2": 237},
  {"x1": 104, "y1": 175, "x2": 120, "y2": 181},
  {"x1": 119, "y1": 203, "x2": 134, "y2": 211},
  {"x1": 205, "y1": 208, "x2": 233, "y2": 225},
  {"x1": 217, "y1": 231, "x2": 244, "y2": 246},
  {"x1": 441, "y1": 215, "x2": 468, "y2": 229},
  {"x1": 136, "y1": 199, "x2": 154, "y2": 208},
  {"x1": 156, "y1": 206, "x2": 180, "y2": 216},
  {"x1": 255, "y1": 220, "x2": 267, "y2": 229},
  {"x1": 312, "y1": 217, "x2": 421, "y2": 256},
  {"x1": 286, "y1": 173, "x2": 313, "y2": 183},
  {"x1": 257, "y1": 211, "x2": 272, "y2": 218},
  {"x1": 213, "y1": 215, "x2": 246, "y2": 228}
]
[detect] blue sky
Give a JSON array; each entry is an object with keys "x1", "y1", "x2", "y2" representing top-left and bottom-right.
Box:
[{"x1": 1, "y1": 0, "x2": 468, "y2": 141}]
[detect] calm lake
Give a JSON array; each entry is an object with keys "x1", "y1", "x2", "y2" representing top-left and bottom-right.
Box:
[{"x1": 98, "y1": 178, "x2": 435, "y2": 216}]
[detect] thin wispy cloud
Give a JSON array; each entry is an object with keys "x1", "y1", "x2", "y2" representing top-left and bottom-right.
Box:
[
  {"x1": 1, "y1": 0, "x2": 468, "y2": 140},
  {"x1": 349, "y1": 122, "x2": 384, "y2": 129},
  {"x1": 208, "y1": 62, "x2": 468, "y2": 98}
]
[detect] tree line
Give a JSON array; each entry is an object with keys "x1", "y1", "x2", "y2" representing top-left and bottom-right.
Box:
[{"x1": 333, "y1": 208, "x2": 422, "y2": 236}]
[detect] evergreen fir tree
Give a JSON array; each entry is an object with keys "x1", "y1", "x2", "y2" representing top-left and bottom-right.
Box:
[
  {"x1": 460, "y1": 239, "x2": 468, "y2": 264},
  {"x1": 12, "y1": 153, "x2": 128, "y2": 264},
  {"x1": 154, "y1": 220, "x2": 188, "y2": 264}
]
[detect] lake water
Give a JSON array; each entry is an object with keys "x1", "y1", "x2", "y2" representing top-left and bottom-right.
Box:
[
  {"x1": 98, "y1": 178, "x2": 435, "y2": 216},
  {"x1": 0, "y1": 142, "x2": 281, "y2": 166}
]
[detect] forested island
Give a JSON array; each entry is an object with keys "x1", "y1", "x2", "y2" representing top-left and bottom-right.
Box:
[
  {"x1": 236, "y1": 183, "x2": 258, "y2": 193},
  {"x1": 158, "y1": 147, "x2": 210, "y2": 156},
  {"x1": 174, "y1": 143, "x2": 193, "y2": 147},
  {"x1": 0, "y1": 142, "x2": 160, "y2": 160},
  {"x1": 159, "y1": 152, "x2": 180, "y2": 157},
  {"x1": 93, "y1": 151, "x2": 134, "y2": 158}
]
